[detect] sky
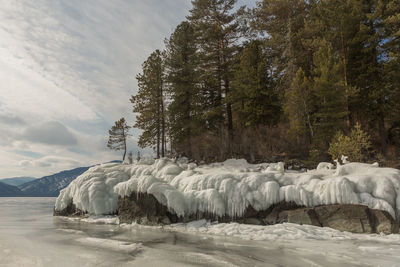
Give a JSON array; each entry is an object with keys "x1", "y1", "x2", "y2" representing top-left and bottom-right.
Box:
[{"x1": 0, "y1": 0, "x2": 257, "y2": 178}]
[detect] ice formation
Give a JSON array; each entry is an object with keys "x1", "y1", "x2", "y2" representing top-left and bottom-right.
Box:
[
  {"x1": 166, "y1": 220, "x2": 400, "y2": 242},
  {"x1": 55, "y1": 158, "x2": 400, "y2": 220}
]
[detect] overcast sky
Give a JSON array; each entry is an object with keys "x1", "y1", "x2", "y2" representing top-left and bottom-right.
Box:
[{"x1": 0, "y1": 0, "x2": 256, "y2": 178}]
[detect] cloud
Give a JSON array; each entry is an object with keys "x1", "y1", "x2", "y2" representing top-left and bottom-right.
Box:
[
  {"x1": 19, "y1": 155, "x2": 81, "y2": 169},
  {"x1": 12, "y1": 150, "x2": 43, "y2": 158},
  {"x1": 22, "y1": 121, "x2": 77, "y2": 146},
  {"x1": 0, "y1": 113, "x2": 26, "y2": 126}
]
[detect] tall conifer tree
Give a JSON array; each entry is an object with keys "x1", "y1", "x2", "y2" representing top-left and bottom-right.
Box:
[
  {"x1": 311, "y1": 41, "x2": 348, "y2": 148},
  {"x1": 165, "y1": 21, "x2": 201, "y2": 157},
  {"x1": 232, "y1": 40, "x2": 280, "y2": 127},
  {"x1": 187, "y1": 0, "x2": 243, "y2": 156},
  {"x1": 131, "y1": 50, "x2": 166, "y2": 158}
]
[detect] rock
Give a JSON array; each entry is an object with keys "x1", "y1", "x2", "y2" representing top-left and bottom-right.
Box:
[
  {"x1": 118, "y1": 192, "x2": 177, "y2": 225},
  {"x1": 314, "y1": 205, "x2": 372, "y2": 233},
  {"x1": 243, "y1": 218, "x2": 263, "y2": 225},
  {"x1": 263, "y1": 201, "x2": 303, "y2": 225},
  {"x1": 58, "y1": 192, "x2": 399, "y2": 234},
  {"x1": 53, "y1": 199, "x2": 86, "y2": 217},
  {"x1": 369, "y1": 209, "x2": 399, "y2": 234},
  {"x1": 279, "y1": 208, "x2": 321, "y2": 227}
]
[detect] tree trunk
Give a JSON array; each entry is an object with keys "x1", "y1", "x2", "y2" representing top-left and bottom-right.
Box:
[
  {"x1": 340, "y1": 27, "x2": 351, "y2": 130},
  {"x1": 161, "y1": 81, "x2": 165, "y2": 158},
  {"x1": 378, "y1": 113, "x2": 387, "y2": 156},
  {"x1": 123, "y1": 146, "x2": 126, "y2": 162},
  {"x1": 220, "y1": 38, "x2": 233, "y2": 157},
  {"x1": 225, "y1": 78, "x2": 233, "y2": 157},
  {"x1": 185, "y1": 90, "x2": 192, "y2": 158},
  {"x1": 157, "y1": 92, "x2": 160, "y2": 159},
  {"x1": 123, "y1": 129, "x2": 127, "y2": 162}
]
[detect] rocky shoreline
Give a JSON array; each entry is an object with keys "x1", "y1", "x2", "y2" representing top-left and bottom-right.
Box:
[{"x1": 54, "y1": 192, "x2": 399, "y2": 234}]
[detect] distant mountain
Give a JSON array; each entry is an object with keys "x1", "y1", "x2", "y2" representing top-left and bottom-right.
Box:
[
  {"x1": 0, "y1": 182, "x2": 24, "y2": 197},
  {"x1": 18, "y1": 166, "x2": 90, "y2": 197},
  {"x1": 0, "y1": 177, "x2": 36, "y2": 187}
]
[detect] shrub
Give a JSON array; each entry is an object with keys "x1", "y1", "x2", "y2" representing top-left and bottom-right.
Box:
[{"x1": 328, "y1": 123, "x2": 372, "y2": 162}]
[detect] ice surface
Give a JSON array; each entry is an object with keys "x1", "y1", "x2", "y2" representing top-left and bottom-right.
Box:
[
  {"x1": 4, "y1": 198, "x2": 400, "y2": 267},
  {"x1": 56, "y1": 158, "x2": 400, "y2": 220},
  {"x1": 76, "y1": 237, "x2": 142, "y2": 253}
]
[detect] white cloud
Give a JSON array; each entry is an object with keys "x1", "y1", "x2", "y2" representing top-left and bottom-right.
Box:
[
  {"x1": 22, "y1": 121, "x2": 78, "y2": 146},
  {"x1": 19, "y1": 156, "x2": 80, "y2": 169}
]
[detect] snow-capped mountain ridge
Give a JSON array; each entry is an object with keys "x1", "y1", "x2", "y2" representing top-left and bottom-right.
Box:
[
  {"x1": 18, "y1": 166, "x2": 90, "y2": 197},
  {"x1": 0, "y1": 182, "x2": 24, "y2": 197},
  {"x1": 0, "y1": 177, "x2": 36, "y2": 187}
]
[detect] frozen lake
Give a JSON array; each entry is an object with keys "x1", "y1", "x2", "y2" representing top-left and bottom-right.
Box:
[{"x1": 1, "y1": 198, "x2": 400, "y2": 266}]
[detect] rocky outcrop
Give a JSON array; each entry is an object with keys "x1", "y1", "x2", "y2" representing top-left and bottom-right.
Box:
[
  {"x1": 117, "y1": 193, "x2": 399, "y2": 234},
  {"x1": 53, "y1": 199, "x2": 86, "y2": 217},
  {"x1": 54, "y1": 193, "x2": 398, "y2": 234},
  {"x1": 118, "y1": 192, "x2": 177, "y2": 225}
]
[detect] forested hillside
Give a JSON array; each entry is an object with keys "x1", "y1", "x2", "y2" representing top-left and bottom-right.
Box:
[{"x1": 130, "y1": 0, "x2": 400, "y2": 166}]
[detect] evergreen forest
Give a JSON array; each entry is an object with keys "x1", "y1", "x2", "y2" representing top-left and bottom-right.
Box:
[{"x1": 130, "y1": 0, "x2": 400, "y2": 167}]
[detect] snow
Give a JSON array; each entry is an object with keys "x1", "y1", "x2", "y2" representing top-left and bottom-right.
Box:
[
  {"x1": 55, "y1": 158, "x2": 400, "y2": 221},
  {"x1": 55, "y1": 163, "x2": 131, "y2": 215},
  {"x1": 76, "y1": 237, "x2": 142, "y2": 253},
  {"x1": 166, "y1": 220, "x2": 400, "y2": 243}
]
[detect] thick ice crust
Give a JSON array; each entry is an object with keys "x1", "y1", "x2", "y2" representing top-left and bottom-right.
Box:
[{"x1": 55, "y1": 159, "x2": 400, "y2": 220}]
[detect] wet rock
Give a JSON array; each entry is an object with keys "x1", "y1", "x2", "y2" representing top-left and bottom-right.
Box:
[
  {"x1": 118, "y1": 192, "x2": 177, "y2": 225},
  {"x1": 53, "y1": 199, "x2": 86, "y2": 217}
]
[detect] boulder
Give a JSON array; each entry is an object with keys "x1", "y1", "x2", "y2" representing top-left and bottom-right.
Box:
[
  {"x1": 263, "y1": 201, "x2": 303, "y2": 225},
  {"x1": 314, "y1": 205, "x2": 373, "y2": 233},
  {"x1": 53, "y1": 199, "x2": 86, "y2": 217},
  {"x1": 279, "y1": 208, "x2": 321, "y2": 227},
  {"x1": 369, "y1": 209, "x2": 399, "y2": 234},
  {"x1": 118, "y1": 192, "x2": 177, "y2": 225},
  {"x1": 274, "y1": 204, "x2": 399, "y2": 234}
]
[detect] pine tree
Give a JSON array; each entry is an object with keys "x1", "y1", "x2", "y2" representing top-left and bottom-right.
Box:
[
  {"x1": 311, "y1": 41, "x2": 348, "y2": 148},
  {"x1": 232, "y1": 40, "x2": 281, "y2": 127},
  {"x1": 329, "y1": 123, "x2": 372, "y2": 162},
  {"x1": 131, "y1": 50, "x2": 166, "y2": 158},
  {"x1": 301, "y1": 0, "x2": 364, "y2": 129},
  {"x1": 187, "y1": 0, "x2": 244, "y2": 156},
  {"x1": 284, "y1": 68, "x2": 315, "y2": 141},
  {"x1": 164, "y1": 21, "x2": 202, "y2": 157},
  {"x1": 382, "y1": 0, "x2": 400, "y2": 153},
  {"x1": 107, "y1": 118, "x2": 131, "y2": 162},
  {"x1": 253, "y1": 0, "x2": 310, "y2": 91}
]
